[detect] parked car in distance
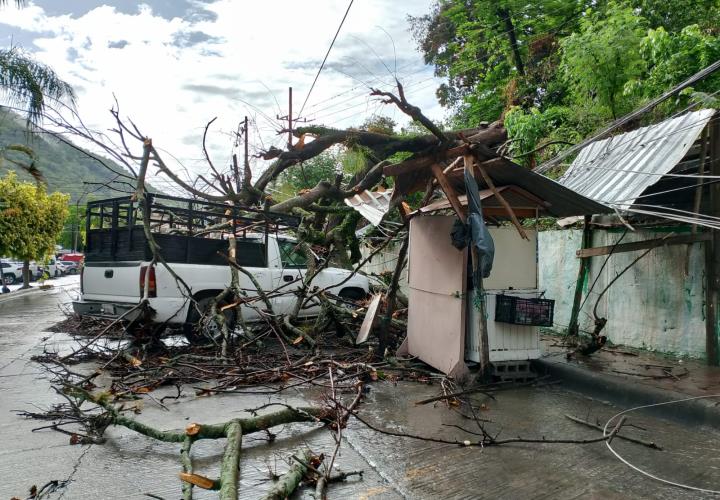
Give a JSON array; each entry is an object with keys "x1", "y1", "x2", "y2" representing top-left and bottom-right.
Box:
[
  {"x1": 57, "y1": 260, "x2": 79, "y2": 275},
  {"x1": 0, "y1": 261, "x2": 22, "y2": 285},
  {"x1": 59, "y1": 253, "x2": 84, "y2": 263},
  {"x1": 39, "y1": 257, "x2": 59, "y2": 278},
  {"x1": 1, "y1": 260, "x2": 41, "y2": 283}
]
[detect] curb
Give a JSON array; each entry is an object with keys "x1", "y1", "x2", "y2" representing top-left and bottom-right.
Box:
[
  {"x1": 0, "y1": 286, "x2": 43, "y2": 306},
  {"x1": 534, "y1": 357, "x2": 720, "y2": 430}
]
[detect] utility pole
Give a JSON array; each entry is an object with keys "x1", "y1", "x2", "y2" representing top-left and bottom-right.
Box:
[
  {"x1": 288, "y1": 86, "x2": 292, "y2": 150},
  {"x1": 277, "y1": 87, "x2": 311, "y2": 151},
  {"x1": 73, "y1": 192, "x2": 88, "y2": 253},
  {"x1": 243, "y1": 115, "x2": 250, "y2": 188},
  {"x1": 231, "y1": 116, "x2": 252, "y2": 193},
  {"x1": 232, "y1": 153, "x2": 241, "y2": 194}
]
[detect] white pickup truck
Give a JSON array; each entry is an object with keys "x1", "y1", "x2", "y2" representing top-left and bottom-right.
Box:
[{"x1": 73, "y1": 233, "x2": 369, "y2": 336}]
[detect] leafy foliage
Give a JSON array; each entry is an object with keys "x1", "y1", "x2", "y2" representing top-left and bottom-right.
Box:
[
  {"x1": 412, "y1": 0, "x2": 720, "y2": 168},
  {"x1": 0, "y1": 47, "x2": 75, "y2": 125},
  {"x1": 560, "y1": 3, "x2": 647, "y2": 119},
  {"x1": 361, "y1": 115, "x2": 396, "y2": 135},
  {"x1": 0, "y1": 172, "x2": 69, "y2": 261}
]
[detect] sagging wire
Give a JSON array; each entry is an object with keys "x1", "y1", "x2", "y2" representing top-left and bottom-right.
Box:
[
  {"x1": 591, "y1": 233, "x2": 674, "y2": 323},
  {"x1": 603, "y1": 394, "x2": 720, "y2": 495},
  {"x1": 576, "y1": 228, "x2": 629, "y2": 315}
]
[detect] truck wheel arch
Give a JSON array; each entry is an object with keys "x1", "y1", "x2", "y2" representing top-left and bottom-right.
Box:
[
  {"x1": 338, "y1": 287, "x2": 367, "y2": 301},
  {"x1": 186, "y1": 290, "x2": 227, "y2": 322}
]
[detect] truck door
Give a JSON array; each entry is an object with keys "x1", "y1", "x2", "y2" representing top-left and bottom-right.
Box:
[{"x1": 270, "y1": 239, "x2": 317, "y2": 316}]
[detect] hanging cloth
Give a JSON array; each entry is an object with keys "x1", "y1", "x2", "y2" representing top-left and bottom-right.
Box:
[{"x1": 450, "y1": 167, "x2": 495, "y2": 285}]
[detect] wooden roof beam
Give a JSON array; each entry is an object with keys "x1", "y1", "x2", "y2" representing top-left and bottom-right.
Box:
[
  {"x1": 473, "y1": 158, "x2": 529, "y2": 240},
  {"x1": 431, "y1": 163, "x2": 466, "y2": 223}
]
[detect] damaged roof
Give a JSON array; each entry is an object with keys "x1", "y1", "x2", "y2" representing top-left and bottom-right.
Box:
[
  {"x1": 385, "y1": 155, "x2": 609, "y2": 218},
  {"x1": 344, "y1": 189, "x2": 393, "y2": 226},
  {"x1": 559, "y1": 108, "x2": 717, "y2": 210}
]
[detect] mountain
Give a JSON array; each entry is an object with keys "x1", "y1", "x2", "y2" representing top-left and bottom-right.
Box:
[{"x1": 0, "y1": 108, "x2": 137, "y2": 202}]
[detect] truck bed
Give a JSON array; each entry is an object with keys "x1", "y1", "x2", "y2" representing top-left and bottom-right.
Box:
[{"x1": 86, "y1": 228, "x2": 267, "y2": 267}]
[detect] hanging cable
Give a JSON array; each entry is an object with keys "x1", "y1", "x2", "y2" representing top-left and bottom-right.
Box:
[
  {"x1": 297, "y1": 0, "x2": 354, "y2": 120},
  {"x1": 602, "y1": 395, "x2": 720, "y2": 494}
]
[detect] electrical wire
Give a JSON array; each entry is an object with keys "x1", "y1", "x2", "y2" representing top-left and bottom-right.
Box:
[
  {"x1": 300, "y1": 2, "x2": 586, "y2": 119},
  {"x1": 538, "y1": 58, "x2": 720, "y2": 173},
  {"x1": 602, "y1": 394, "x2": 720, "y2": 495},
  {"x1": 297, "y1": 0, "x2": 355, "y2": 120}
]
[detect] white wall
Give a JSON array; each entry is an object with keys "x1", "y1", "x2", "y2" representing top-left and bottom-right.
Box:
[{"x1": 538, "y1": 229, "x2": 707, "y2": 358}]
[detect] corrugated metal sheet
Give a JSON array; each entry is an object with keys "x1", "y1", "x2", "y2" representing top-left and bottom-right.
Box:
[
  {"x1": 475, "y1": 158, "x2": 610, "y2": 216},
  {"x1": 560, "y1": 109, "x2": 716, "y2": 209},
  {"x1": 344, "y1": 189, "x2": 393, "y2": 226}
]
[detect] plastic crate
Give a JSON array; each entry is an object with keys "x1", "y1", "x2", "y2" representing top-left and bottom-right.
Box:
[{"x1": 494, "y1": 294, "x2": 554, "y2": 327}]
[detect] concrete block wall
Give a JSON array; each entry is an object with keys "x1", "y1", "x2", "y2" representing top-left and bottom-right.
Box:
[{"x1": 538, "y1": 229, "x2": 707, "y2": 358}]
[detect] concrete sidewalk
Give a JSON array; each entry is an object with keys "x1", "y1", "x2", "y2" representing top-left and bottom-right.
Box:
[{"x1": 535, "y1": 336, "x2": 720, "y2": 428}]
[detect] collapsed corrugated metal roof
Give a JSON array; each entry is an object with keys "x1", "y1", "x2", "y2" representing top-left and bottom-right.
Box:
[
  {"x1": 344, "y1": 189, "x2": 393, "y2": 226},
  {"x1": 559, "y1": 109, "x2": 717, "y2": 210}
]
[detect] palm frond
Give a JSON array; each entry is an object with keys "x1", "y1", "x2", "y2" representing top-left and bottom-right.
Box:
[{"x1": 0, "y1": 47, "x2": 75, "y2": 125}]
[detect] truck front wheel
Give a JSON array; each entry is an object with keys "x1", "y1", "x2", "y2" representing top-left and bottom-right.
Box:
[{"x1": 184, "y1": 295, "x2": 237, "y2": 344}]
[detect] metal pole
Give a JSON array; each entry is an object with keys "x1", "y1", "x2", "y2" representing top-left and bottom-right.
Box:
[
  {"x1": 568, "y1": 215, "x2": 592, "y2": 337},
  {"x1": 73, "y1": 200, "x2": 79, "y2": 252}
]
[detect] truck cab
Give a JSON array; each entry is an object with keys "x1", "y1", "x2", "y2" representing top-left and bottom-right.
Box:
[{"x1": 72, "y1": 195, "x2": 369, "y2": 334}]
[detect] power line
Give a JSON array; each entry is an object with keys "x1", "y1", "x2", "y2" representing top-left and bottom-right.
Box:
[
  {"x1": 297, "y1": 0, "x2": 354, "y2": 120},
  {"x1": 537, "y1": 58, "x2": 720, "y2": 174}
]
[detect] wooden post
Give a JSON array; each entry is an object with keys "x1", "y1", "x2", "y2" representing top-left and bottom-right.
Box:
[
  {"x1": 232, "y1": 153, "x2": 240, "y2": 194},
  {"x1": 464, "y1": 155, "x2": 491, "y2": 379},
  {"x1": 568, "y1": 215, "x2": 592, "y2": 338},
  {"x1": 706, "y1": 121, "x2": 720, "y2": 366}
]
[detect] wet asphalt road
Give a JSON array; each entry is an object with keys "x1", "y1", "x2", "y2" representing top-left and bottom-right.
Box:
[{"x1": 1, "y1": 278, "x2": 719, "y2": 499}]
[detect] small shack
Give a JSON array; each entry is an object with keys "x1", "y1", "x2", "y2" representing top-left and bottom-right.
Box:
[
  {"x1": 382, "y1": 145, "x2": 607, "y2": 378},
  {"x1": 544, "y1": 109, "x2": 720, "y2": 363}
]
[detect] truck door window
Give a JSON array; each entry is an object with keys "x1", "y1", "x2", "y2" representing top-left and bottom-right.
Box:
[
  {"x1": 235, "y1": 240, "x2": 267, "y2": 267},
  {"x1": 278, "y1": 240, "x2": 307, "y2": 269}
]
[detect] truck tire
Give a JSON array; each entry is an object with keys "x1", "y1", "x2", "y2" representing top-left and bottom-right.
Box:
[
  {"x1": 184, "y1": 295, "x2": 237, "y2": 345},
  {"x1": 3, "y1": 274, "x2": 15, "y2": 285}
]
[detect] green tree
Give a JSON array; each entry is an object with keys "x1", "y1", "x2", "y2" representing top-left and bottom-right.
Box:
[
  {"x1": 360, "y1": 115, "x2": 397, "y2": 135},
  {"x1": 560, "y1": 3, "x2": 646, "y2": 119},
  {"x1": 58, "y1": 202, "x2": 87, "y2": 251},
  {"x1": 410, "y1": 0, "x2": 590, "y2": 125},
  {"x1": 0, "y1": 172, "x2": 69, "y2": 288},
  {"x1": 413, "y1": 0, "x2": 720, "y2": 168},
  {"x1": 275, "y1": 151, "x2": 339, "y2": 200}
]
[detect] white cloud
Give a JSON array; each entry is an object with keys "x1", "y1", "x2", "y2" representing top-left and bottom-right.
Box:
[{"x1": 0, "y1": 0, "x2": 443, "y2": 186}]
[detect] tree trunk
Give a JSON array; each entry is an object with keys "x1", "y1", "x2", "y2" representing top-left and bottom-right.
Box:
[
  {"x1": 22, "y1": 259, "x2": 30, "y2": 289},
  {"x1": 497, "y1": 7, "x2": 525, "y2": 77}
]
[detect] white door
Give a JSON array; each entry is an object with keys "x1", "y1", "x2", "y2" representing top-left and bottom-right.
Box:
[{"x1": 407, "y1": 215, "x2": 468, "y2": 378}]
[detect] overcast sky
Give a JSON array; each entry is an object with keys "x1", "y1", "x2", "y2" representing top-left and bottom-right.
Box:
[{"x1": 0, "y1": 0, "x2": 443, "y2": 189}]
